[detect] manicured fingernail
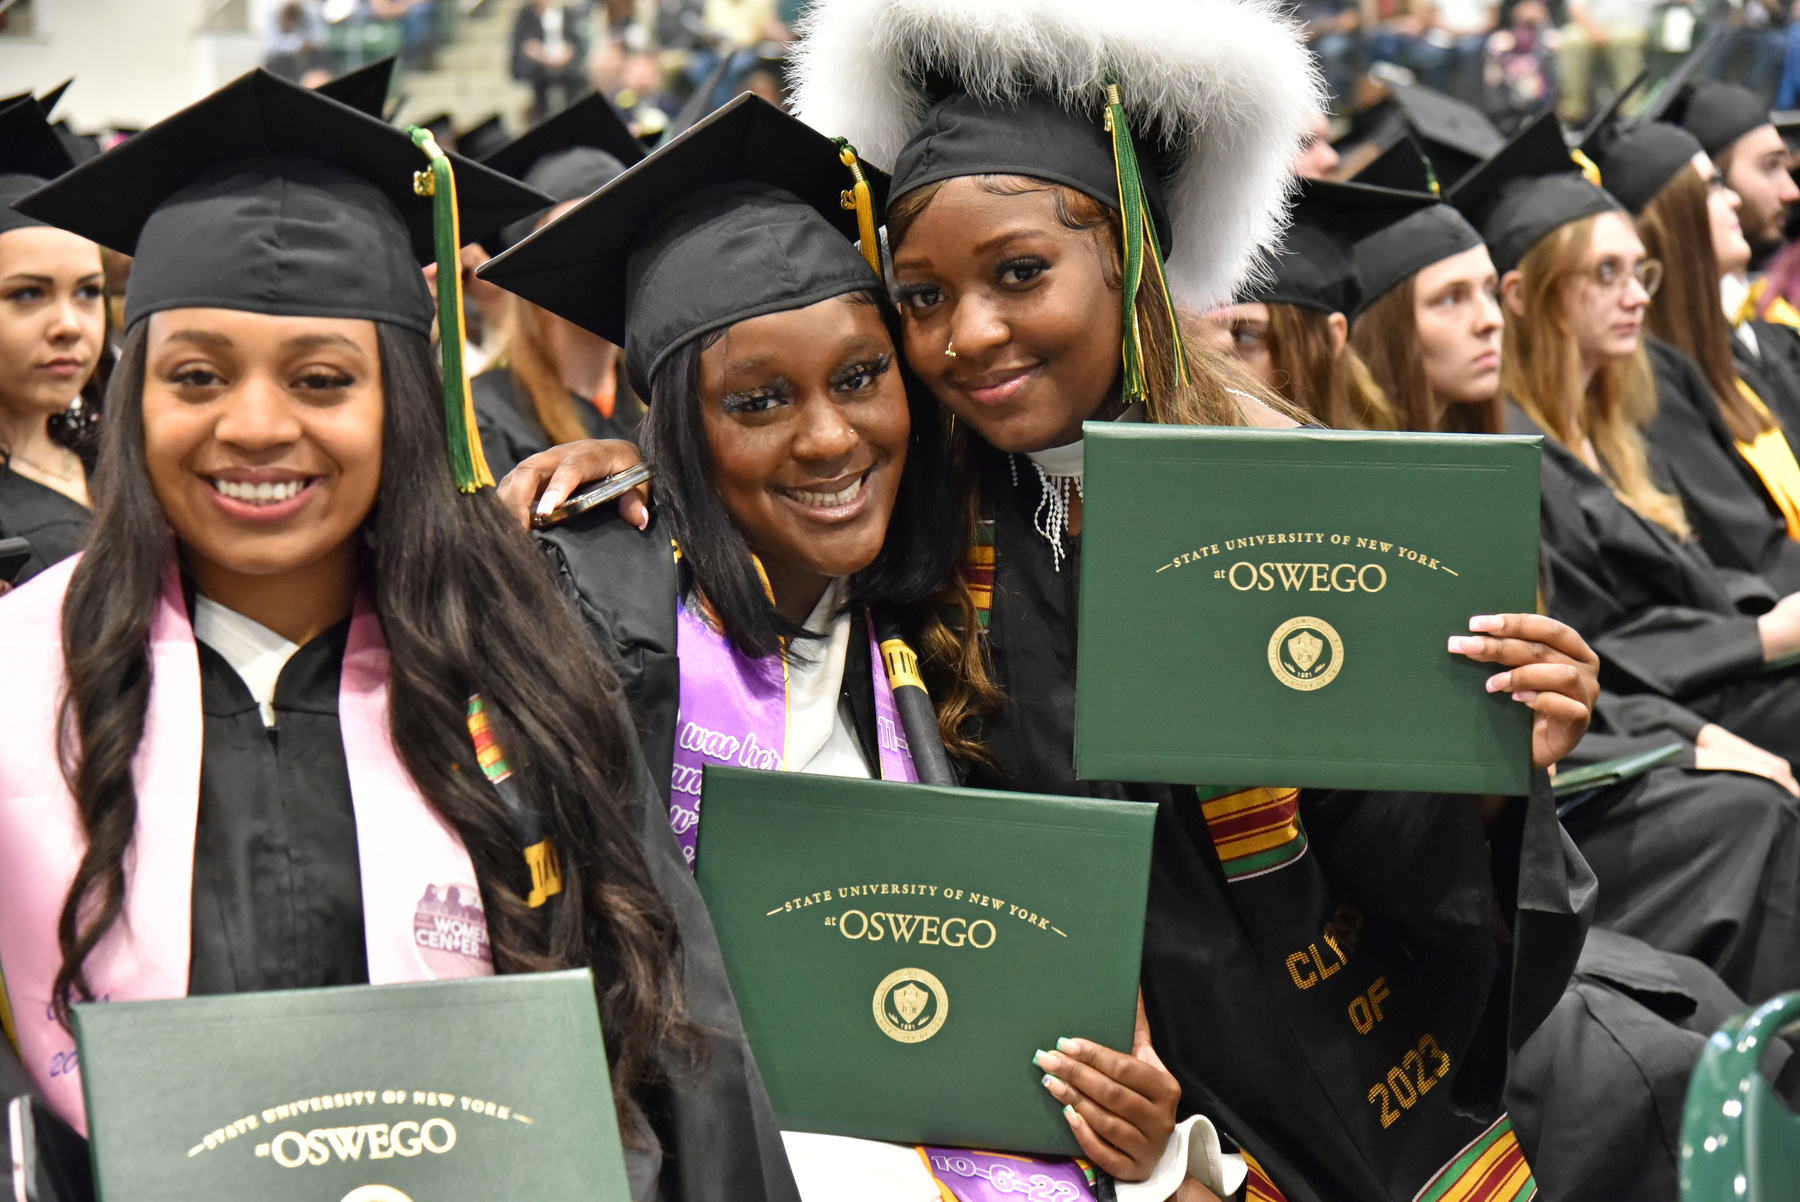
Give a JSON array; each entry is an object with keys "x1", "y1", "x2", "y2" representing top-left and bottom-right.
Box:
[
  {"x1": 1486, "y1": 672, "x2": 1510, "y2": 692},
  {"x1": 536, "y1": 491, "x2": 560, "y2": 515},
  {"x1": 1449, "y1": 636, "x2": 1478, "y2": 654},
  {"x1": 1057, "y1": 1037, "x2": 1079, "y2": 1053},
  {"x1": 1033, "y1": 1049, "x2": 1051, "y2": 1068},
  {"x1": 1041, "y1": 1073, "x2": 1061, "y2": 1090},
  {"x1": 1063, "y1": 1105, "x2": 1078, "y2": 1121},
  {"x1": 1470, "y1": 614, "x2": 1501, "y2": 631},
  {"x1": 1512, "y1": 690, "x2": 1538, "y2": 702}
]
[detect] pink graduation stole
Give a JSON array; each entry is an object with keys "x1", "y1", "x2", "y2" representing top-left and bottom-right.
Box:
[
  {"x1": 0, "y1": 557, "x2": 492, "y2": 1134},
  {"x1": 667, "y1": 594, "x2": 917, "y2": 867}
]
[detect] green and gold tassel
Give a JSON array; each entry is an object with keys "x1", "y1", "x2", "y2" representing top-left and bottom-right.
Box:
[
  {"x1": 409, "y1": 126, "x2": 496, "y2": 494},
  {"x1": 832, "y1": 137, "x2": 883, "y2": 279},
  {"x1": 1102, "y1": 71, "x2": 1189, "y2": 403}
]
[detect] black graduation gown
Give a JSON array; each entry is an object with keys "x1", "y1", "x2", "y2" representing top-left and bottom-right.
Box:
[
  {"x1": 1508, "y1": 403, "x2": 1800, "y2": 763},
  {"x1": 471, "y1": 367, "x2": 638, "y2": 482},
  {"x1": 1642, "y1": 335, "x2": 1800, "y2": 594},
  {"x1": 1504, "y1": 928, "x2": 1776, "y2": 1202},
  {"x1": 961, "y1": 447, "x2": 1592, "y2": 1202},
  {"x1": 1733, "y1": 318, "x2": 1800, "y2": 435},
  {"x1": 0, "y1": 465, "x2": 90, "y2": 584}
]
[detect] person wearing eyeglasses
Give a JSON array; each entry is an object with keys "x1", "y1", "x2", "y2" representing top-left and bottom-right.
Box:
[
  {"x1": 1446, "y1": 113, "x2": 1800, "y2": 771},
  {"x1": 1581, "y1": 119, "x2": 1800, "y2": 599}
]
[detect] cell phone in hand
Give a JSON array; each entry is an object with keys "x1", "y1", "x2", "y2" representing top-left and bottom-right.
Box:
[
  {"x1": 0, "y1": 536, "x2": 35, "y2": 585},
  {"x1": 530, "y1": 463, "x2": 653, "y2": 530}
]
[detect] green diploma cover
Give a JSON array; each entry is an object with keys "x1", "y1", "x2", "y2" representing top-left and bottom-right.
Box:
[
  {"x1": 693, "y1": 767, "x2": 1155, "y2": 1154},
  {"x1": 1078, "y1": 425, "x2": 1541, "y2": 795},
  {"x1": 71, "y1": 971, "x2": 630, "y2": 1201}
]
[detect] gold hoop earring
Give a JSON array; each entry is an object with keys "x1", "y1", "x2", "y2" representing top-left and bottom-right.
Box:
[{"x1": 945, "y1": 340, "x2": 957, "y2": 358}]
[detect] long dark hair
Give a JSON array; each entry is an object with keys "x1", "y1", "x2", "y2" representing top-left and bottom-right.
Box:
[
  {"x1": 55, "y1": 320, "x2": 690, "y2": 1115},
  {"x1": 1256, "y1": 302, "x2": 1399, "y2": 430},
  {"x1": 637, "y1": 291, "x2": 963, "y2": 660}
]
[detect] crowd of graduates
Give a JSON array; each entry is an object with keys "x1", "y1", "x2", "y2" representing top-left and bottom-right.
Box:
[{"x1": 2, "y1": 0, "x2": 1799, "y2": 1200}]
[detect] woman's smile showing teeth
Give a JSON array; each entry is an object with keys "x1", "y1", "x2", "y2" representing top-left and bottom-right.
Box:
[
  {"x1": 778, "y1": 470, "x2": 870, "y2": 516},
  {"x1": 203, "y1": 471, "x2": 320, "y2": 521}
]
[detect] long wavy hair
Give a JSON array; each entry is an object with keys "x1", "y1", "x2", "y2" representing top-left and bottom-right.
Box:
[
  {"x1": 1501, "y1": 214, "x2": 1690, "y2": 538},
  {"x1": 1637, "y1": 167, "x2": 1776, "y2": 443},
  {"x1": 1255, "y1": 302, "x2": 1400, "y2": 431},
  {"x1": 1353, "y1": 277, "x2": 1505, "y2": 435},
  {"x1": 55, "y1": 320, "x2": 692, "y2": 1117}
]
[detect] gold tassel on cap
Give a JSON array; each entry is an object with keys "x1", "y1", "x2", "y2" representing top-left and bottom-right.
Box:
[{"x1": 833, "y1": 137, "x2": 883, "y2": 279}]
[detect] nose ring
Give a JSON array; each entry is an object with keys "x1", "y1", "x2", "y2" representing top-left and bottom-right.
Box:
[{"x1": 945, "y1": 339, "x2": 957, "y2": 359}]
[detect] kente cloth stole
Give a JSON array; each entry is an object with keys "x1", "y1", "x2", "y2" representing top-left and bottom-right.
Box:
[
  {"x1": 669, "y1": 596, "x2": 918, "y2": 867},
  {"x1": 916, "y1": 1146, "x2": 1099, "y2": 1201},
  {"x1": 1197, "y1": 787, "x2": 1535, "y2": 1202},
  {"x1": 941, "y1": 517, "x2": 996, "y2": 635}
]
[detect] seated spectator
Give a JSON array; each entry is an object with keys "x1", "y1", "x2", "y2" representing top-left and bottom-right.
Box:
[
  {"x1": 264, "y1": 0, "x2": 332, "y2": 82},
  {"x1": 1296, "y1": 0, "x2": 1364, "y2": 113},
  {"x1": 368, "y1": 0, "x2": 438, "y2": 70},
  {"x1": 1484, "y1": 0, "x2": 1558, "y2": 127},
  {"x1": 1557, "y1": 0, "x2": 1652, "y2": 123},
  {"x1": 1420, "y1": 0, "x2": 1499, "y2": 102},
  {"x1": 1715, "y1": 0, "x2": 1788, "y2": 103},
  {"x1": 513, "y1": 0, "x2": 590, "y2": 122}
]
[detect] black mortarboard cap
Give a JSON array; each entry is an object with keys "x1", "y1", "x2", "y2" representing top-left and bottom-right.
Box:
[
  {"x1": 1353, "y1": 204, "x2": 1484, "y2": 315},
  {"x1": 1242, "y1": 178, "x2": 1439, "y2": 317},
  {"x1": 457, "y1": 114, "x2": 509, "y2": 163},
  {"x1": 480, "y1": 94, "x2": 886, "y2": 396},
  {"x1": 36, "y1": 80, "x2": 71, "y2": 118},
  {"x1": 0, "y1": 96, "x2": 78, "y2": 236},
  {"x1": 315, "y1": 56, "x2": 396, "y2": 119},
  {"x1": 663, "y1": 54, "x2": 735, "y2": 146},
  {"x1": 1655, "y1": 80, "x2": 1770, "y2": 159},
  {"x1": 890, "y1": 90, "x2": 1171, "y2": 248},
  {"x1": 1585, "y1": 120, "x2": 1703, "y2": 214},
  {"x1": 1352, "y1": 134, "x2": 1440, "y2": 195},
  {"x1": 1448, "y1": 110, "x2": 1622, "y2": 274},
  {"x1": 481, "y1": 94, "x2": 646, "y2": 254},
  {"x1": 16, "y1": 69, "x2": 549, "y2": 335},
  {"x1": 1383, "y1": 83, "x2": 1504, "y2": 188}
]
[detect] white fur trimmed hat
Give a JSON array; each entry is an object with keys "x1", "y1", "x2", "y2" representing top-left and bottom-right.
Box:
[{"x1": 787, "y1": 0, "x2": 1325, "y2": 309}]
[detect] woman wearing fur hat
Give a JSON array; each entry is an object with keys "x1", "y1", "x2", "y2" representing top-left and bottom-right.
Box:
[{"x1": 785, "y1": 3, "x2": 1601, "y2": 1201}]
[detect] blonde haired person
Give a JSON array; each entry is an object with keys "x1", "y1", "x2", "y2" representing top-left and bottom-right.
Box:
[{"x1": 1449, "y1": 111, "x2": 1800, "y2": 771}]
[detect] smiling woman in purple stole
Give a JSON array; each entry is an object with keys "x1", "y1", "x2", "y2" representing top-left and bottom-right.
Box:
[
  {"x1": 0, "y1": 69, "x2": 800, "y2": 1202},
  {"x1": 480, "y1": 97, "x2": 1234, "y2": 1202}
]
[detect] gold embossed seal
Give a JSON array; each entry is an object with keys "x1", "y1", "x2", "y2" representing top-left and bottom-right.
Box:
[
  {"x1": 872, "y1": 967, "x2": 948, "y2": 1043},
  {"x1": 1267, "y1": 616, "x2": 1345, "y2": 691}
]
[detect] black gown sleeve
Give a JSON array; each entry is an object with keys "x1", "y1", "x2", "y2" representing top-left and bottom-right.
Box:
[
  {"x1": 471, "y1": 368, "x2": 550, "y2": 485},
  {"x1": 534, "y1": 504, "x2": 801, "y2": 1202},
  {"x1": 1513, "y1": 404, "x2": 1769, "y2": 698},
  {"x1": 1643, "y1": 337, "x2": 1800, "y2": 594}
]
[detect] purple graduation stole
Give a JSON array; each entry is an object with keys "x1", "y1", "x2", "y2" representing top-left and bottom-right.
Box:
[
  {"x1": 669, "y1": 596, "x2": 918, "y2": 867},
  {"x1": 917, "y1": 1147, "x2": 1100, "y2": 1201}
]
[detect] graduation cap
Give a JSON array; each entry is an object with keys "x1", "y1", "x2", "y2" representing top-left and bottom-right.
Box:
[
  {"x1": 1651, "y1": 79, "x2": 1771, "y2": 159},
  {"x1": 1576, "y1": 70, "x2": 1702, "y2": 215},
  {"x1": 17, "y1": 68, "x2": 551, "y2": 491},
  {"x1": 1240, "y1": 178, "x2": 1439, "y2": 318},
  {"x1": 662, "y1": 54, "x2": 736, "y2": 146},
  {"x1": 36, "y1": 80, "x2": 71, "y2": 118},
  {"x1": 1448, "y1": 110, "x2": 1621, "y2": 275},
  {"x1": 1352, "y1": 134, "x2": 1440, "y2": 196},
  {"x1": 456, "y1": 114, "x2": 510, "y2": 163},
  {"x1": 0, "y1": 96, "x2": 78, "y2": 236},
  {"x1": 1348, "y1": 84, "x2": 1506, "y2": 191},
  {"x1": 1353, "y1": 202, "x2": 1485, "y2": 316},
  {"x1": 314, "y1": 56, "x2": 397, "y2": 119},
  {"x1": 481, "y1": 94, "x2": 647, "y2": 255},
  {"x1": 480, "y1": 94, "x2": 886, "y2": 398}
]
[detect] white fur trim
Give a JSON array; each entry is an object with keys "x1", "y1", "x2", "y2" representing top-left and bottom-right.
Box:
[{"x1": 788, "y1": 0, "x2": 1324, "y2": 308}]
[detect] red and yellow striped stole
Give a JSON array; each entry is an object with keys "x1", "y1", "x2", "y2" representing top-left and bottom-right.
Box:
[
  {"x1": 1241, "y1": 1149, "x2": 1290, "y2": 1202},
  {"x1": 1413, "y1": 1116, "x2": 1536, "y2": 1202},
  {"x1": 1202, "y1": 787, "x2": 1307, "y2": 881}
]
